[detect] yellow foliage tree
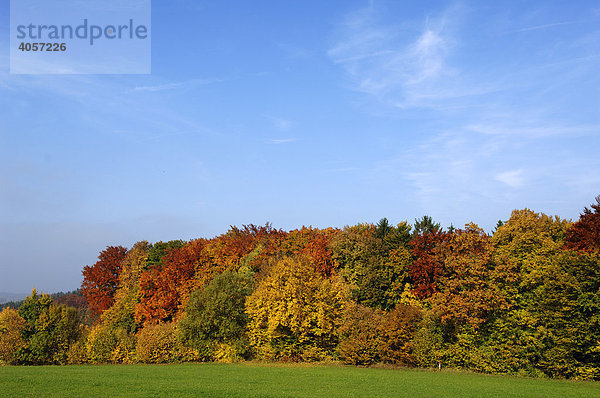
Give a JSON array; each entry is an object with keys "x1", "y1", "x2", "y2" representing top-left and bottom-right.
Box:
[
  {"x1": 0, "y1": 308, "x2": 27, "y2": 365},
  {"x1": 245, "y1": 256, "x2": 350, "y2": 360},
  {"x1": 85, "y1": 324, "x2": 136, "y2": 364},
  {"x1": 102, "y1": 241, "x2": 149, "y2": 333},
  {"x1": 136, "y1": 322, "x2": 178, "y2": 363},
  {"x1": 337, "y1": 302, "x2": 383, "y2": 365},
  {"x1": 492, "y1": 209, "x2": 571, "y2": 307}
]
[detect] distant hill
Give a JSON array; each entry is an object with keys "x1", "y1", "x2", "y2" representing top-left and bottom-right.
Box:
[
  {"x1": 0, "y1": 292, "x2": 27, "y2": 304},
  {"x1": 0, "y1": 290, "x2": 88, "y2": 312}
]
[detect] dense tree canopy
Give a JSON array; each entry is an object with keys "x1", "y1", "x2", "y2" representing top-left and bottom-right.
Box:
[{"x1": 3, "y1": 197, "x2": 600, "y2": 380}]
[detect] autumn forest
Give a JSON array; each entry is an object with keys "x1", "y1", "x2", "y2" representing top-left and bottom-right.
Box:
[{"x1": 1, "y1": 197, "x2": 599, "y2": 381}]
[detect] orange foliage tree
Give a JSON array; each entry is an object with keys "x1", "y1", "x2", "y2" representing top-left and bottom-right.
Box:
[
  {"x1": 281, "y1": 227, "x2": 339, "y2": 276},
  {"x1": 337, "y1": 302, "x2": 383, "y2": 365},
  {"x1": 136, "y1": 239, "x2": 208, "y2": 325},
  {"x1": 379, "y1": 304, "x2": 422, "y2": 365},
  {"x1": 429, "y1": 223, "x2": 502, "y2": 327}
]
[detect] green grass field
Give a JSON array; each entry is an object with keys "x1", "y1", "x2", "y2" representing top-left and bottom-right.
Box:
[{"x1": 1, "y1": 363, "x2": 599, "y2": 397}]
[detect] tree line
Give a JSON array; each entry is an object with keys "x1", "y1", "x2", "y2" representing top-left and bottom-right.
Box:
[{"x1": 1, "y1": 196, "x2": 599, "y2": 380}]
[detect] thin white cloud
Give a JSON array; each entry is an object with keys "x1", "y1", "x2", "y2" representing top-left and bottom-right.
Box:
[
  {"x1": 324, "y1": 167, "x2": 359, "y2": 173},
  {"x1": 130, "y1": 78, "x2": 223, "y2": 92},
  {"x1": 467, "y1": 123, "x2": 600, "y2": 138},
  {"x1": 495, "y1": 169, "x2": 525, "y2": 189},
  {"x1": 268, "y1": 138, "x2": 297, "y2": 144},
  {"x1": 132, "y1": 82, "x2": 184, "y2": 92},
  {"x1": 506, "y1": 21, "x2": 575, "y2": 34}
]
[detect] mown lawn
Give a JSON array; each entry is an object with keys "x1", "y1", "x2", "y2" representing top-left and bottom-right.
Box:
[{"x1": 1, "y1": 362, "x2": 599, "y2": 397}]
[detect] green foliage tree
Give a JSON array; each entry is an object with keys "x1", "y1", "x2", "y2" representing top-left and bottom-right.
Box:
[
  {"x1": 178, "y1": 269, "x2": 254, "y2": 361},
  {"x1": 412, "y1": 313, "x2": 446, "y2": 368},
  {"x1": 493, "y1": 220, "x2": 504, "y2": 234},
  {"x1": 145, "y1": 240, "x2": 186, "y2": 269},
  {"x1": 383, "y1": 221, "x2": 412, "y2": 250},
  {"x1": 331, "y1": 223, "x2": 412, "y2": 310},
  {"x1": 27, "y1": 304, "x2": 81, "y2": 365},
  {"x1": 491, "y1": 209, "x2": 571, "y2": 311},
  {"x1": 14, "y1": 290, "x2": 81, "y2": 365},
  {"x1": 66, "y1": 335, "x2": 89, "y2": 365},
  {"x1": 475, "y1": 210, "x2": 574, "y2": 376},
  {"x1": 18, "y1": 289, "x2": 52, "y2": 335},
  {"x1": 375, "y1": 218, "x2": 393, "y2": 240},
  {"x1": 530, "y1": 251, "x2": 600, "y2": 379},
  {"x1": 413, "y1": 216, "x2": 441, "y2": 236}
]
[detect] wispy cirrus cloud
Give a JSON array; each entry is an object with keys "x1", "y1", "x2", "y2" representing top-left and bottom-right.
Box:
[
  {"x1": 505, "y1": 21, "x2": 576, "y2": 34},
  {"x1": 324, "y1": 167, "x2": 359, "y2": 173},
  {"x1": 132, "y1": 82, "x2": 185, "y2": 92},
  {"x1": 328, "y1": 3, "x2": 484, "y2": 109},
  {"x1": 495, "y1": 169, "x2": 525, "y2": 188},
  {"x1": 130, "y1": 78, "x2": 224, "y2": 92},
  {"x1": 268, "y1": 138, "x2": 297, "y2": 144},
  {"x1": 466, "y1": 122, "x2": 600, "y2": 138}
]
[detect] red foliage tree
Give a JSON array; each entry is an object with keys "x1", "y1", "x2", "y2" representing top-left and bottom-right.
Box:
[
  {"x1": 408, "y1": 230, "x2": 448, "y2": 299},
  {"x1": 281, "y1": 227, "x2": 339, "y2": 276},
  {"x1": 565, "y1": 195, "x2": 600, "y2": 252},
  {"x1": 81, "y1": 246, "x2": 127, "y2": 315}
]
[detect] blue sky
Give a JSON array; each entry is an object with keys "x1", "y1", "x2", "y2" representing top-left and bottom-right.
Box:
[{"x1": 1, "y1": 0, "x2": 599, "y2": 294}]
